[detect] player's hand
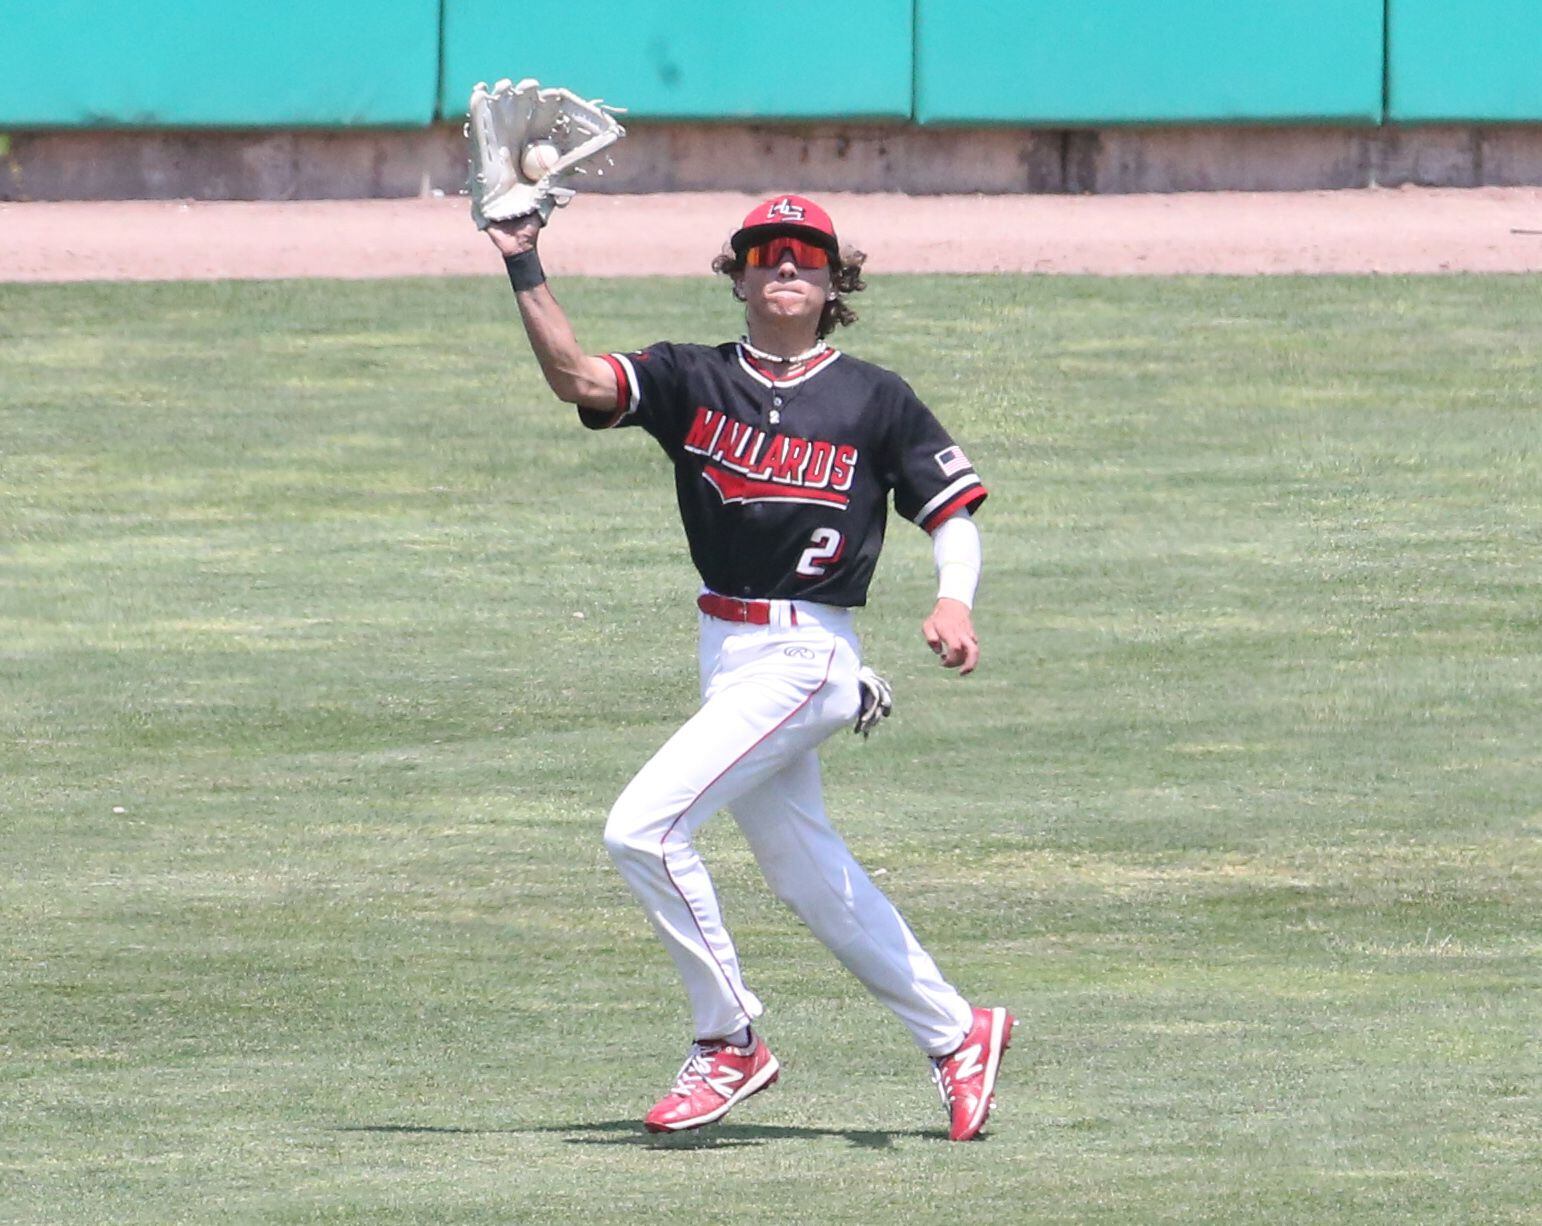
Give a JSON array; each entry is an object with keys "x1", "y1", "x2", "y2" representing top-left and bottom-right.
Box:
[
  {"x1": 486, "y1": 214, "x2": 543, "y2": 256},
  {"x1": 922, "y1": 598, "x2": 979, "y2": 675}
]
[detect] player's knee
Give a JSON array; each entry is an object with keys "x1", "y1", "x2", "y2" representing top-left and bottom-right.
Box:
[
  {"x1": 602, "y1": 799, "x2": 658, "y2": 868},
  {"x1": 601, "y1": 811, "x2": 635, "y2": 865}
]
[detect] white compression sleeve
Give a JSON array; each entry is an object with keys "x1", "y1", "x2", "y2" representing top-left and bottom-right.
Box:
[{"x1": 931, "y1": 511, "x2": 982, "y2": 608}]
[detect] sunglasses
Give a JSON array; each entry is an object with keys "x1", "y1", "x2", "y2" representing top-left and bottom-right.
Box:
[{"x1": 744, "y1": 237, "x2": 832, "y2": 270}]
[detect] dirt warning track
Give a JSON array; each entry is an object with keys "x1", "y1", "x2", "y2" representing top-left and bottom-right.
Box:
[{"x1": 3, "y1": 187, "x2": 1541, "y2": 282}]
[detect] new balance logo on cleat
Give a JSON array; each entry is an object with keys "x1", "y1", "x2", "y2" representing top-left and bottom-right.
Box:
[
  {"x1": 702, "y1": 1065, "x2": 745, "y2": 1097},
  {"x1": 950, "y1": 1043, "x2": 985, "y2": 1082},
  {"x1": 932, "y1": 1006, "x2": 1015, "y2": 1141},
  {"x1": 644, "y1": 1034, "x2": 780, "y2": 1133}
]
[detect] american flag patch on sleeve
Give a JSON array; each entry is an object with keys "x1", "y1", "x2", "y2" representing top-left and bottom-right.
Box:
[{"x1": 934, "y1": 446, "x2": 972, "y2": 477}]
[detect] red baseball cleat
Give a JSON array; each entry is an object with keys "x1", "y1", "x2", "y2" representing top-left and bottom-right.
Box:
[
  {"x1": 932, "y1": 1005, "x2": 1015, "y2": 1141},
  {"x1": 644, "y1": 1033, "x2": 780, "y2": 1133}
]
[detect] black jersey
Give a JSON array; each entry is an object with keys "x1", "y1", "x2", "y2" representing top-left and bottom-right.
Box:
[{"x1": 581, "y1": 341, "x2": 987, "y2": 607}]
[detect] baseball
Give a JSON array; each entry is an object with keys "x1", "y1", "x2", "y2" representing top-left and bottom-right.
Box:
[{"x1": 520, "y1": 141, "x2": 561, "y2": 181}]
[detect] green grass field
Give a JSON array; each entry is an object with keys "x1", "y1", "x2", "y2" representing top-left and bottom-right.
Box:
[{"x1": 2, "y1": 273, "x2": 1538, "y2": 1224}]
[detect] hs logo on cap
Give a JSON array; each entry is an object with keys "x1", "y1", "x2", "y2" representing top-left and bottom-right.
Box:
[{"x1": 766, "y1": 197, "x2": 806, "y2": 222}]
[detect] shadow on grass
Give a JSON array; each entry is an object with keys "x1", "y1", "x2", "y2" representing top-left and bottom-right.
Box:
[{"x1": 334, "y1": 1119, "x2": 939, "y2": 1150}]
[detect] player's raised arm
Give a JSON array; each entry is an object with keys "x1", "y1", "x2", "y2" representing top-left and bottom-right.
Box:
[{"x1": 486, "y1": 217, "x2": 619, "y2": 411}]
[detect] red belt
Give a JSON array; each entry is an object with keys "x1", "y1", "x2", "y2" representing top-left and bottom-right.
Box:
[{"x1": 698, "y1": 593, "x2": 794, "y2": 625}]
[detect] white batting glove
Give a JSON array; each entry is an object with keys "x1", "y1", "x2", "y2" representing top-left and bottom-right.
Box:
[{"x1": 854, "y1": 666, "x2": 894, "y2": 738}]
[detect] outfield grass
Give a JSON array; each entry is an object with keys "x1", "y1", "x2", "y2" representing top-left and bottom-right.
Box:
[{"x1": 2, "y1": 273, "x2": 1538, "y2": 1224}]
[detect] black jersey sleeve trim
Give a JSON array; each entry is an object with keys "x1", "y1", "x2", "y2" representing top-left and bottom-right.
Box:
[
  {"x1": 915, "y1": 475, "x2": 986, "y2": 529},
  {"x1": 576, "y1": 353, "x2": 637, "y2": 430},
  {"x1": 920, "y1": 483, "x2": 988, "y2": 533}
]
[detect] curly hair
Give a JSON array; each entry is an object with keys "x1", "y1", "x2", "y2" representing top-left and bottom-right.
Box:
[{"x1": 712, "y1": 245, "x2": 868, "y2": 339}]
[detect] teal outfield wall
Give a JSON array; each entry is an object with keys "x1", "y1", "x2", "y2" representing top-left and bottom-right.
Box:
[
  {"x1": 0, "y1": 1, "x2": 440, "y2": 127},
  {"x1": 916, "y1": 0, "x2": 1385, "y2": 124},
  {"x1": 1388, "y1": 0, "x2": 1542, "y2": 122},
  {"x1": 0, "y1": 1, "x2": 441, "y2": 127},
  {"x1": 2, "y1": 1, "x2": 1540, "y2": 129},
  {"x1": 439, "y1": 0, "x2": 913, "y2": 121}
]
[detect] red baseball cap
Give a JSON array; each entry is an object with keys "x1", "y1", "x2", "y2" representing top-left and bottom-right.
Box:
[{"x1": 730, "y1": 194, "x2": 841, "y2": 265}]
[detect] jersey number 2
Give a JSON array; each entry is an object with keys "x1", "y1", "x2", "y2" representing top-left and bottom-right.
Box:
[{"x1": 796, "y1": 527, "x2": 845, "y2": 578}]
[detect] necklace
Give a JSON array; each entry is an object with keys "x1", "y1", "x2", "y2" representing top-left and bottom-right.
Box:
[
  {"x1": 736, "y1": 338, "x2": 834, "y2": 425},
  {"x1": 738, "y1": 336, "x2": 828, "y2": 365}
]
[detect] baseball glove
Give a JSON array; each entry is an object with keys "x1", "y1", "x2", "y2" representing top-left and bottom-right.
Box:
[
  {"x1": 466, "y1": 78, "x2": 626, "y2": 230},
  {"x1": 854, "y1": 667, "x2": 894, "y2": 739}
]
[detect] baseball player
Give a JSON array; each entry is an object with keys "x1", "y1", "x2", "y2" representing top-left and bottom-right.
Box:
[{"x1": 486, "y1": 195, "x2": 1012, "y2": 1141}]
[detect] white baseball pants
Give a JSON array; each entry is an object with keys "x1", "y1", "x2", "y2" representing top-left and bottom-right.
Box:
[{"x1": 602, "y1": 596, "x2": 974, "y2": 1057}]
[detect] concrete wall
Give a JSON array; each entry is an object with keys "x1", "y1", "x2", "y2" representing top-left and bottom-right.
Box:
[{"x1": 7, "y1": 123, "x2": 1542, "y2": 202}]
